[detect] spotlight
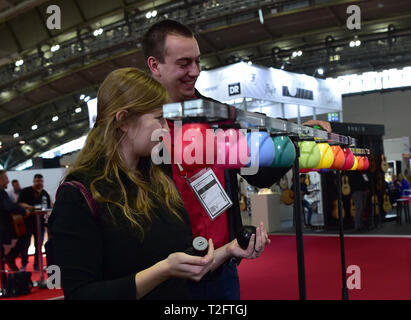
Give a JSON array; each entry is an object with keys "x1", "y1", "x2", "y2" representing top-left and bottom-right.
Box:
[
  {"x1": 75, "y1": 107, "x2": 82, "y2": 113},
  {"x1": 51, "y1": 44, "x2": 60, "y2": 52},
  {"x1": 13, "y1": 133, "x2": 19, "y2": 138},
  {"x1": 32, "y1": 124, "x2": 38, "y2": 130},
  {"x1": 15, "y1": 59, "x2": 24, "y2": 67},
  {"x1": 52, "y1": 116, "x2": 59, "y2": 122}
]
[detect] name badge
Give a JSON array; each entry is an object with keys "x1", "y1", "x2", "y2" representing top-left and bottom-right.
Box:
[{"x1": 187, "y1": 168, "x2": 233, "y2": 220}]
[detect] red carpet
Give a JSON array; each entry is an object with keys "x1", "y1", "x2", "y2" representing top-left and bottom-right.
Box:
[
  {"x1": 238, "y1": 234, "x2": 411, "y2": 300},
  {"x1": 1, "y1": 255, "x2": 64, "y2": 300}
]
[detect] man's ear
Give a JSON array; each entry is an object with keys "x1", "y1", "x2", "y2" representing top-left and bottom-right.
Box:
[
  {"x1": 147, "y1": 56, "x2": 161, "y2": 77},
  {"x1": 116, "y1": 110, "x2": 129, "y2": 132}
]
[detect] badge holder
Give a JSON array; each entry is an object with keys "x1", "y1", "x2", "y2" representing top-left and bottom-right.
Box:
[{"x1": 177, "y1": 164, "x2": 233, "y2": 221}]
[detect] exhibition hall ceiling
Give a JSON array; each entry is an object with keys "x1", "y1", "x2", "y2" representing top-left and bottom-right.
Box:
[{"x1": 1, "y1": 0, "x2": 411, "y2": 168}]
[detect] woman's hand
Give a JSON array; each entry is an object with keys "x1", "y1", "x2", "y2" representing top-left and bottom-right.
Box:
[
  {"x1": 164, "y1": 238, "x2": 215, "y2": 282},
  {"x1": 227, "y1": 222, "x2": 271, "y2": 259}
]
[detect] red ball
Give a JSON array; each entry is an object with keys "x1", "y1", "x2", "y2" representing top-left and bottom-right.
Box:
[
  {"x1": 342, "y1": 148, "x2": 355, "y2": 170},
  {"x1": 215, "y1": 129, "x2": 249, "y2": 169}
]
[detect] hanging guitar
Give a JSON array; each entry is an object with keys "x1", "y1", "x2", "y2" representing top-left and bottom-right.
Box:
[
  {"x1": 382, "y1": 194, "x2": 392, "y2": 213},
  {"x1": 341, "y1": 174, "x2": 351, "y2": 196},
  {"x1": 239, "y1": 193, "x2": 247, "y2": 211},
  {"x1": 280, "y1": 175, "x2": 294, "y2": 205},
  {"x1": 350, "y1": 198, "x2": 356, "y2": 218},
  {"x1": 381, "y1": 154, "x2": 388, "y2": 172},
  {"x1": 372, "y1": 195, "x2": 380, "y2": 216},
  {"x1": 332, "y1": 199, "x2": 345, "y2": 219}
]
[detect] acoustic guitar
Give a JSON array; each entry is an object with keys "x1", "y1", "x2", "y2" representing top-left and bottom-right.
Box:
[
  {"x1": 381, "y1": 154, "x2": 388, "y2": 172},
  {"x1": 341, "y1": 174, "x2": 351, "y2": 196},
  {"x1": 10, "y1": 213, "x2": 26, "y2": 238},
  {"x1": 280, "y1": 175, "x2": 294, "y2": 205},
  {"x1": 332, "y1": 199, "x2": 345, "y2": 219},
  {"x1": 382, "y1": 194, "x2": 392, "y2": 213}
]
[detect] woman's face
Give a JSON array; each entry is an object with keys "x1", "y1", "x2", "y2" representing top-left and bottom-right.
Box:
[{"x1": 122, "y1": 109, "x2": 169, "y2": 161}]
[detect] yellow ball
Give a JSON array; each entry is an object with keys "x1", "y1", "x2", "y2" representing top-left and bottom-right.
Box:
[
  {"x1": 315, "y1": 143, "x2": 335, "y2": 169},
  {"x1": 349, "y1": 155, "x2": 358, "y2": 170}
]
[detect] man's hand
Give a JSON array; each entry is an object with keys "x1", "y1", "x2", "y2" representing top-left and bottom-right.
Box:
[{"x1": 302, "y1": 120, "x2": 332, "y2": 133}]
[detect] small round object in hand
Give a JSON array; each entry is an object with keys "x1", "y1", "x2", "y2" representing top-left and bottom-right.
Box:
[{"x1": 236, "y1": 225, "x2": 257, "y2": 250}]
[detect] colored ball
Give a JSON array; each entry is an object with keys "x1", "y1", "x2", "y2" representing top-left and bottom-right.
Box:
[
  {"x1": 362, "y1": 156, "x2": 369, "y2": 171},
  {"x1": 356, "y1": 156, "x2": 364, "y2": 171},
  {"x1": 298, "y1": 141, "x2": 321, "y2": 169},
  {"x1": 349, "y1": 155, "x2": 358, "y2": 170},
  {"x1": 330, "y1": 145, "x2": 345, "y2": 170},
  {"x1": 176, "y1": 123, "x2": 216, "y2": 169},
  {"x1": 271, "y1": 136, "x2": 296, "y2": 168},
  {"x1": 215, "y1": 129, "x2": 249, "y2": 169},
  {"x1": 246, "y1": 131, "x2": 275, "y2": 167},
  {"x1": 315, "y1": 143, "x2": 335, "y2": 169},
  {"x1": 342, "y1": 148, "x2": 355, "y2": 170}
]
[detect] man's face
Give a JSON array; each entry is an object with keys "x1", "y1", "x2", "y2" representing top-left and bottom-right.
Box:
[
  {"x1": 0, "y1": 173, "x2": 9, "y2": 189},
  {"x1": 12, "y1": 181, "x2": 20, "y2": 192},
  {"x1": 33, "y1": 177, "x2": 43, "y2": 192},
  {"x1": 154, "y1": 34, "x2": 201, "y2": 103}
]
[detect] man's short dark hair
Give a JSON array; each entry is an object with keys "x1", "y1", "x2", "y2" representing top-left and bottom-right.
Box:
[
  {"x1": 142, "y1": 19, "x2": 194, "y2": 62},
  {"x1": 11, "y1": 179, "x2": 18, "y2": 184},
  {"x1": 34, "y1": 174, "x2": 43, "y2": 179},
  {"x1": 0, "y1": 170, "x2": 5, "y2": 177}
]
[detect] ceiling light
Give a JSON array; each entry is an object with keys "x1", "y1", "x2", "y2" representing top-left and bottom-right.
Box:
[
  {"x1": 355, "y1": 40, "x2": 361, "y2": 46},
  {"x1": 297, "y1": 50, "x2": 302, "y2": 56},
  {"x1": 13, "y1": 133, "x2": 19, "y2": 138},
  {"x1": 19, "y1": 140, "x2": 25, "y2": 145},
  {"x1": 75, "y1": 107, "x2": 82, "y2": 113},
  {"x1": 79, "y1": 94, "x2": 85, "y2": 100},
  {"x1": 15, "y1": 59, "x2": 24, "y2": 67},
  {"x1": 317, "y1": 68, "x2": 324, "y2": 75},
  {"x1": 52, "y1": 116, "x2": 59, "y2": 122},
  {"x1": 84, "y1": 96, "x2": 91, "y2": 102},
  {"x1": 51, "y1": 44, "x2": 60, "y2": 52},
  {"x1": 292, "y1": 51, "x2": 298, "y2": 58},
  {"x1": 32, "y1": 124, "x2": 38, "y2": 130},
  {"x1": 146, "y1": 11, "x2": 152, "y2": 19},
  {"x1": 93, "y1": 28, "x2": 103, "y2": 37},
  {"x1": 152, "y1": 10, "x2": 157, "y2": 17}
]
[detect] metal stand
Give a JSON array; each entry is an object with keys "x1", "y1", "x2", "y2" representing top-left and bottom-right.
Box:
[
  {"x1": 335, "y1": 170, "x2": 349, "y2": 300},
  {"x1": 291, "y1": 139, "x2": 306, "y2": 300},
  {"x1": 0, "y1": 246, "x2": 7, "y2": 297},
  {"x1": 33, "y1": 211, "x2": 47, "y2": 289}
]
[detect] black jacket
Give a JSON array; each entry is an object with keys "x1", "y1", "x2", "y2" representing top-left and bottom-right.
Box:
[{"x1": 0, "y1": 188, "x2": 26, "y2": 244}]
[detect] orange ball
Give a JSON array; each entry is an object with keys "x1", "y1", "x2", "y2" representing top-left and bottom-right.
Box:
[
  {"x1": 356, "y1": 156, "x2": 364, "y2": 171},
  {"x1": 330, "y1": 145, "x2": 345, "y2": 170}
]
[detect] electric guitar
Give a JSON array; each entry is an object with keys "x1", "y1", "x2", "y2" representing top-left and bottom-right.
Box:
[
  {"x1": 9, "y1": 213, "x2": 27, "y2": 238},
  {"x1": 341, "y1": 174, "x2": 351, "y2": 196}
]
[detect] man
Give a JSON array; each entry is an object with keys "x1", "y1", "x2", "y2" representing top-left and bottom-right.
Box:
[
  {"x1": 0, "y1": 170, "x2": 27, "y2": 271},
  {"x1": 299, "y1": 174, "x2": 313, "y2": 226},
  {"x1": 143, "y1": 20, "x2": 330, "y2": 299},
  {"x1": 18, "y1": 174, "x2": 51, "y2": 271},
  {"x1": 347, "y1": 171, "x2": 369, "y2": 231},
  {"x1": 7, "y1": 179, "x2": 21, "y2": 203}
]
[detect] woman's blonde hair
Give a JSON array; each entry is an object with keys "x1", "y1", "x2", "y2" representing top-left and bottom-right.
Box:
[{"x1": 66, "y1": 67, "x2": 183, "y2": 239}]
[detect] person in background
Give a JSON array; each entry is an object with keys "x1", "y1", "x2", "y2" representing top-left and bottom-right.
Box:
[
  {"x1": 398, "y1": 173, "x2": 410, "y2": 196},
  {"x1": 143, "y1": 19, "x2": 331, "y2": 299},
  {"x1": 347, "y1": 171, "x2": 369, "y2": 231},
  {"x1": 17, "y1": 174, "x2": 51, "y2": 271},
  {"x1": 7, "y1": 179, "x2": 21, "y2": 203},
  {"x1": 299, "y1": 174, "x2": 313, "y2": 227},
  {"x1": 0, "y1": 170, "x2": 27, "y2": 271}
]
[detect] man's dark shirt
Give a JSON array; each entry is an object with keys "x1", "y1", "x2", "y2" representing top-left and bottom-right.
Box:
[{"x1": 18, "y1": 187, "x2": 51, "y2": 229}]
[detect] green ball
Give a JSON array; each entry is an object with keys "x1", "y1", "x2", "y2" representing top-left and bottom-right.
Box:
[
  {"x1": 271, "y1": 136, "x2": 296, "y2": 167},
  {"x1": 298, "y1": 141, "x2": 321, "y2": 169}
]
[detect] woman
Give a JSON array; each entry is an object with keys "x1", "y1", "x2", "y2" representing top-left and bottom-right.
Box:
[{"x1": 48, "y1": 68, "x2": 215, "y2": 300}]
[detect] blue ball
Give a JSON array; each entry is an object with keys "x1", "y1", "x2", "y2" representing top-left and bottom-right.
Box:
[{"x1": 246, "y1": 131, "x2": 275, "y2": 167}]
